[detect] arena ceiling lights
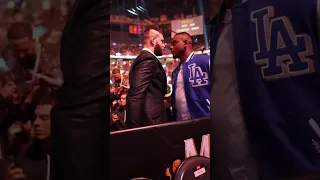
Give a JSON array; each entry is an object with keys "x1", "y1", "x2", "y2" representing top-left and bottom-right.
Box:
[{"x1": 126, "y1": 6, "x2": 147, "y2": 18}]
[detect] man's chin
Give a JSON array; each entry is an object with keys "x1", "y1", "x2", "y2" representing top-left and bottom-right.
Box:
[{"x1": 35, "y1": 135, "x2": 46, "y2": 140}]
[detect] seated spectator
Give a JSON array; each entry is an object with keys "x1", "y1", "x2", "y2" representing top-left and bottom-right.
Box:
[
  {"x1": 110, "y1": 93, "x2": 127, "y2": 131},
  {"x1": 4, "y1": 96, "x2": 53, "y2": 180}
]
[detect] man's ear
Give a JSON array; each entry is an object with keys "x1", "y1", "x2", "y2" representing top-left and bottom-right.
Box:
[{"x1": 151, "y1": 37, "x2": 156, "y2": 45}]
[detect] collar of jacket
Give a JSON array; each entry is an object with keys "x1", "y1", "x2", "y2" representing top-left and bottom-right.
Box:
[{"x1": 142, "y1": 48, "x2": 158, "y2": 59}]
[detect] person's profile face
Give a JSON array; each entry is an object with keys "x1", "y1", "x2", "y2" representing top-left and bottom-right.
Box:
[
  {"x1": 113, "y1": 73, "x2": 121, "y2": 81},
  {"x1": 120, "y1": 94, "x2": 127, "y2": 106},
  {"x1": 170, "y1": 36, "x2": 185, "y2": 59},
  {"x1": 33, "y1": 104, "x2": 52, "y2": 140},
  {"x1": 9, "y1": 37, "x2": 36, "y2": 69},
  {"x1": 154, "y1": 34, "x2": 165, "y2": 56}
]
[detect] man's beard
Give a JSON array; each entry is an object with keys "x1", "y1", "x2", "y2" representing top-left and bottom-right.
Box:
[
  {"x1": 154, "y1": 44, "x2": 163, "y2": 56},
  {"x1": 18, "y1": 55, "x2": 36, "y2": 70},
  {"x1": 172, "y1": 49, "x2": 182, "y2": 59},
  {"x1": 172, "y1": 52, "x2": 178, "y2": 59}
]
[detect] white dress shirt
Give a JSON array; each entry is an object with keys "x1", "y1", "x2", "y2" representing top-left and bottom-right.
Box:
[
  {"x1": 211, "y1": 9, "x2": 259, "y2": 179},
  {"x1": 175, "y1": 52, "x2": 195, "y2": 121}
]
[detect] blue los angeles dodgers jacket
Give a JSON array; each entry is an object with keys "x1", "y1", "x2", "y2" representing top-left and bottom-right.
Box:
[
  {"x1": 211, "y1": 0, "x2": 320, "y2": 178},
  {"x1": 172, "y1": 53, "x2": 210, "y2": 121}
]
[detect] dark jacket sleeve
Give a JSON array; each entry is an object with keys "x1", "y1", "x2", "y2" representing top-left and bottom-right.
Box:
[
  {"x1": 51, "y1": 0, "x2": 109, "y2": 179},
  {"x1": 126, "y1": 56, "x2": 156, "y2": 128}
]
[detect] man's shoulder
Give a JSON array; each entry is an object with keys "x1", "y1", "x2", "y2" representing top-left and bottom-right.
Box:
[
  {"x1": 193, "y1": 54, "x2": 210, "y2": 60},
  {"x1": 190, "y1": 54, "x2": 210, "y2": 66},
  {"x1": 138, "y1": 50, "x2": 156, "y2": 59},
  {"x1": 133, "y1": 51, "x2": 157, "y2": 65}
]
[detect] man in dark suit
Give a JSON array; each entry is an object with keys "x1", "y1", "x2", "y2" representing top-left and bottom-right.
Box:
[
  {"x1": 50, "y1": 0, "x2": 109, "y2": 180},
  {"x1": 126, "y1": 28, "x2": 168, "y2": 128}
]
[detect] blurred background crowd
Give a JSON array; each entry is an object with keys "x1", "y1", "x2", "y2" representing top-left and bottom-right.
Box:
[{"x1": 0, "y1": 0, "x2": 74, "y2": 179}]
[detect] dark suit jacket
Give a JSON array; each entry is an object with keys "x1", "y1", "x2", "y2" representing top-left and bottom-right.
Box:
[
  {"x1": 126, "y1": 50, "x2": 167, "y2": 128},
  {"x1": 51, "y1": 0, "x2": 109, "y2": 180}
]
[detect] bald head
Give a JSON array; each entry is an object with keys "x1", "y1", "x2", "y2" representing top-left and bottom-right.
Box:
[{"x1": 143, "y1": 28, "x2": 165, "y2": 56}]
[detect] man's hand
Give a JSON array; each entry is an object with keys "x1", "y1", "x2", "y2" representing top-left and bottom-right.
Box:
[
  {"x1": 112, "y1": 113, "x2": 119, "y2": 123},
  {"x1": 6, "y1": 162, "x2": 26, "y2": 180},
  {"x1": 0, "y1": 81, "x2": 16, "y2": 99},
  {"x1": 35, "y1": 73, "x2": 63, "y2": 87}
]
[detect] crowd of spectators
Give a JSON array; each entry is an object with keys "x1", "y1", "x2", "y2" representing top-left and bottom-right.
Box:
[{"x1": 0, "y1": 0, "x2": 73, "y2": 179}]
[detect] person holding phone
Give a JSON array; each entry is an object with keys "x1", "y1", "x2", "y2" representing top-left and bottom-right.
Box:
[
  {"x1": 5, "y1": 98, "x2": 52, "y2": 180},
  {"x1": 110, "y1": 93, "x2": 127, "y2": 131}
]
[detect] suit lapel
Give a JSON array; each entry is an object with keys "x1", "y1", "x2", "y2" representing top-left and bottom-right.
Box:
[
  {"x1": 155, "y1": 58, "x2": 167, "y2": 92},
  {"x1": 141, "y1": 50, "x2": 167, "y2": 91},
  {"x1": 156, "y1": 59, "x2": 166, "y2": 75},
  {"x1": 142, "y1": 50, "x2": 166, "y2": 75}
]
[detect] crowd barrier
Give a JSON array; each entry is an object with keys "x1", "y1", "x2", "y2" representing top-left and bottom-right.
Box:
[{"x1": 110, "y1": 117, "x2": 211, "y2": 180}]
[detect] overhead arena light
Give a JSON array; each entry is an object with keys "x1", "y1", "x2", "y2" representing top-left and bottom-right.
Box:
[
  {"x1": 136, "y1": 6, "x2": 145, "y2": 12},
  {"x1": 138, "y1": 6, "x2": 146, "y2": 11},
  {"x1": 127, "y1": 9, "x2": 138, "y2": 16}
]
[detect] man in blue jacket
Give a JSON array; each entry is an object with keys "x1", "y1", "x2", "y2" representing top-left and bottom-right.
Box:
[
  {"x1": 170, "y1": 32, "x2": 210, "y2": 121},
  {"x1": 210, "y1": 0, "x2": 320, "y2": 179}
]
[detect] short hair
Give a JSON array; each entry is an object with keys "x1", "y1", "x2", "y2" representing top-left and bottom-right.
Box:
[
  {"x1": 7, "y1": 22, "x2": 33, "y2": 40},
  {"x1": 143, "y1": 27, "x2": 162, "y2": 39},
  {"x1": 174, "y1": 32, "x2": 191, "y2": 38},
  {"x1": 37, "y1": 95, "x2": 55, "y2": 106},
  {"x1": 121, "y1": 92, "x2": 128, "y2": 96},
  {"x1": 143, "y1": 27, "x2": 161, "y2": 35},
  {"x1": 143, "y1": 28, "x2": 162, "y2": 45},
  {"x1": 174, "y1": 32, "x2": 192, "y2": 41}
]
